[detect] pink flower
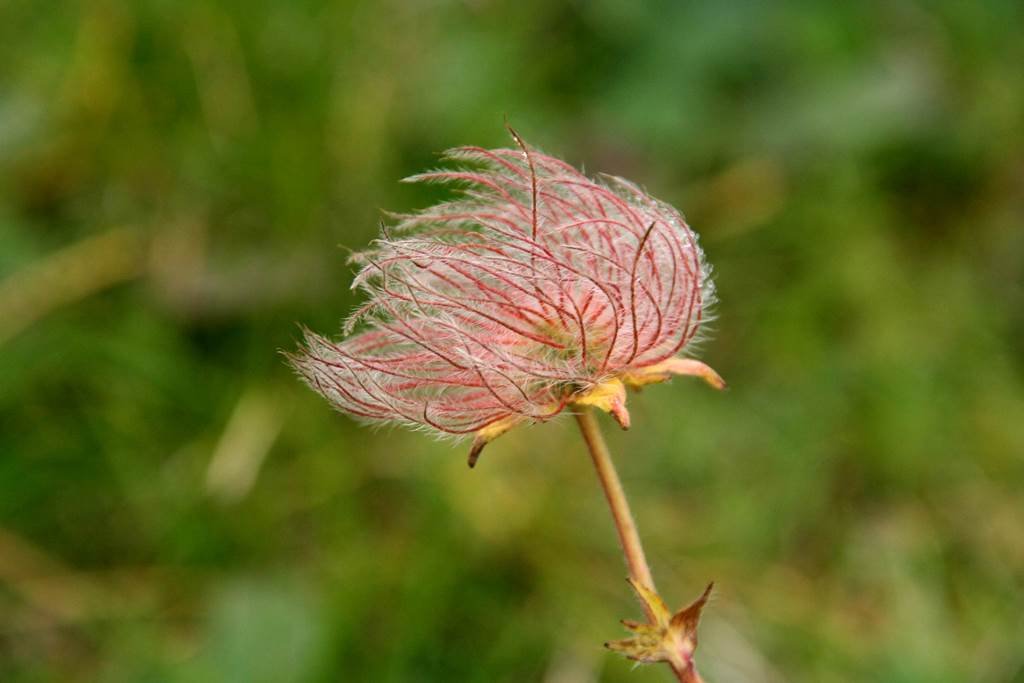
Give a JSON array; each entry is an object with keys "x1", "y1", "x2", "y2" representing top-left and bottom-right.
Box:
[{"x1": 290, "y1": 129, "x2": 723, "y2": 465}]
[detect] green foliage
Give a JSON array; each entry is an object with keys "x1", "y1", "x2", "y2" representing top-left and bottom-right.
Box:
[{"x1": 1, "y1": 1, "x2": 1022, "y2": 680}]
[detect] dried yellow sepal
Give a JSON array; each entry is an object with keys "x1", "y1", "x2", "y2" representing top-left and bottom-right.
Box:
[
  {"x1": 467, "y1": 415, "x2": 525, "y2": 468},
  {"x1": 622, "y1": 358, "x2": 727, "y2": 391},
  {"x1": 572, "y1": 379, "x2": 630, "y2": 429}
]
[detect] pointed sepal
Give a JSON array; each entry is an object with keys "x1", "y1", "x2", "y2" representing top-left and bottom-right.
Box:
[
  {"x1": 605, "y1": 627, "x2": 666, "y2": 663},
  {"x1": 572, "y1": 379, "x2": 630, "y2": 429},
  {"x1": 670, "y1": 582, "x2": 713, "y2": 638},
  {"x1": 622, "y1": 358, "x2": 726, "y2": 391},
  {"x1": 467, "y1": 415, "x2": 523, "y2": 467},
  {"x1": 627, "y1": 577, "x2": 671, "y2": 624}
]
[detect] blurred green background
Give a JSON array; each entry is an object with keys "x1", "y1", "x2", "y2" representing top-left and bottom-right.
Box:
[{"x1": 2, "y1": 1, "x2": 1023, "y2": 681}]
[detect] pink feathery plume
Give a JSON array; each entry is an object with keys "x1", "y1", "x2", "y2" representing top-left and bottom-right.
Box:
[{"x1": 289, "y1": 128, "x2": 722, "y2": 465}]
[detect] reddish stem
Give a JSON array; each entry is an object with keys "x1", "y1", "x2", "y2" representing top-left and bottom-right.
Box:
[{"x1": 574, "y1": 407, "x2": 705, "y2": 683}]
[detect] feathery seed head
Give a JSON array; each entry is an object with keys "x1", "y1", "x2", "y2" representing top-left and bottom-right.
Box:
[{"x1": 289, "y1": 129, "x2": 723, "y2": 464}]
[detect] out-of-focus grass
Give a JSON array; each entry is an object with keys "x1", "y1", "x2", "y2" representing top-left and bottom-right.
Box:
[{"x1": 1, "y1": 1, "x2": 1022, "y2": 681}]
